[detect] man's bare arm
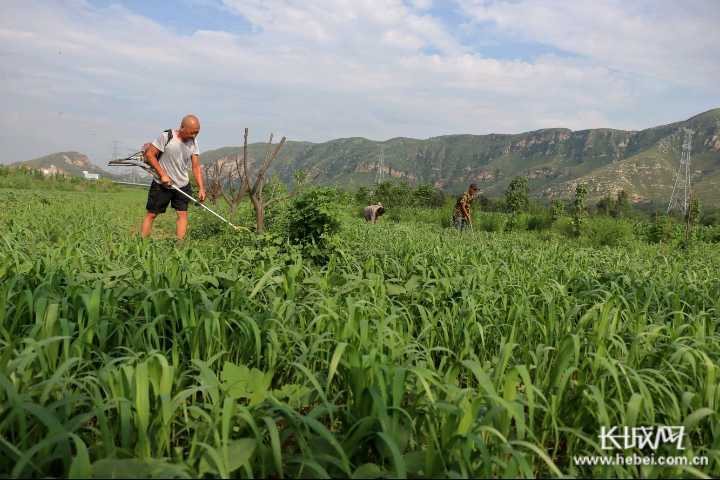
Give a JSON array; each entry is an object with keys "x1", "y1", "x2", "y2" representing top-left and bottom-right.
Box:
[
  {"x1": 145, "y1": 144, "x2": 171, "y2": 186},
  {"x1": 191, "y1": 154, "x2": 206, "y2": 201}
]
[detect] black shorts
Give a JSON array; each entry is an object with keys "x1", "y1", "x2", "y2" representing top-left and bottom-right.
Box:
[{"x1": 146, "y1": 181, "x2": 193, "y2": 214}]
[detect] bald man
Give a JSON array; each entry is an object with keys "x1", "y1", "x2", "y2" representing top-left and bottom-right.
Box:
[{"x1": 141, "y1": 114, "x2": 207, "y2": 240}]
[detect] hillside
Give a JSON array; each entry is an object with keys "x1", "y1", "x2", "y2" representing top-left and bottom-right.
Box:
[
  {"x1": 201, "y1": 108, "x2": 720, "y2": 204},
  {"x1": 10, "y1": 151, "x2": 117, "y2": 180},
  {"x1": 12, "y1": 108, "x2": 720, "y2": 204}
]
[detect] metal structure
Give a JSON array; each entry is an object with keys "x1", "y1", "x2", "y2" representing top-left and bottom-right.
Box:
[
  {"x1": 667, "y1": 128, "x2": 694, "y2": 216},
  {"x1": 375, "y1": 145, "x2": 385, "y2": 184}
]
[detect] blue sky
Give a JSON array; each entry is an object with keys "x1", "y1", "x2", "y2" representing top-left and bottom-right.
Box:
[{"x1": 1, "y1": 0, "x2": 718, "y2": 164}]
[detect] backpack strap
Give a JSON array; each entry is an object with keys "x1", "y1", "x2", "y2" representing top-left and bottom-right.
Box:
[
  {"x1": 163, "y1": 129, "x2": 174, "y2": 148},
  {"x1": 153, "y1": 129, "x2": 174, "y2": 162}
]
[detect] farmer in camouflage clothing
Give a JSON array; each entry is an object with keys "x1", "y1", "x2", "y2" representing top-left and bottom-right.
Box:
[{"x1": 452, "y1": 183, "x2": 478, "y2": 231}]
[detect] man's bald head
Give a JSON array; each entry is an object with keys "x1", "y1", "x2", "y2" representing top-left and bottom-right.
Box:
[{"x1": 179, "y1": 114, "x2": 200, "y2": 140}]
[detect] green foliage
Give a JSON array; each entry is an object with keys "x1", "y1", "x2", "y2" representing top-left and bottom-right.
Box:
[
  {"x1": 372, "y1": 180, "x2": 413, "y2": 207},
  {"x1": 585, "y1": 217, "x2": 634, "y2": 247},
  {"x1": 699, "y1": 225, "x2": 720, "y2": 243},
  {"x1": 0, "y1": 166, "x2": 120, "y2": 192},
  {"x1": 572, "y1": 184, "x2": 588, "y2": 237},
  {"x1": 551, "y1": 199, "x2": 566, "y2": 222},
  {"x1": 553, "y1": 216, "x2": 576, "y2": 238},
  {"x1": 527, "y1": 213, "x2": 553, "y2": 231},
  {"x1": 615, "y1": 189, "x2": 631, "y2": 217},
  {"x1": 596, "y1": 190, "x2": 632, "y2": 218},
  {"x1": 363, "y1": 181, "x2": 445, "y2": 209},
  {"x1": 2, "y1": 184, "x2": 720, "y2": 478},
  {"x1": 478, "y1": 213, "x2": 507, "y2": 232},
  {"x1": 387, "y1": 210, "x2": 402, "y2": 223},
  {"x1": 648, "y1": 213, "x2": 675, "y2": 243},
  {"x1": 355, "y1": 185, "x2": 370, "y2": 205},
  {"x1": 595, "y1": 193, "x2": 614, "y2": 216},
  {"x1": 287, "y1": 187, "x2": 342, "y2": 246},
  {"x1": 700, "y1": 207, "x2": 720, "y2": 226},
  {"x1": 413, "y1": 183, "x2": 446, "y2": 208},
  {"x1": 504, "y1": 176, "x2": 529, "y2": 213}
]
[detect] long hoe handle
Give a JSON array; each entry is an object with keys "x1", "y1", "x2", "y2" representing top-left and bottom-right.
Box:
[{"x1": 171, "y1": 186, "x2": 249, "y2": 232}]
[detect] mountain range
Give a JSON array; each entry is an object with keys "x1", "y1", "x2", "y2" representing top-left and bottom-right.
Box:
[{"x1": 10, "y1": 108, "x2": 720, "y2": 204}]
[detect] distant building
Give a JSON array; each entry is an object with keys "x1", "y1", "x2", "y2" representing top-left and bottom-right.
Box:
[
  {"x1": 40, "y1": 164, "x2": 60, "y2": 176},
  {"x1": 82, "y1": 170, "x2": 100, "y2": 180}
]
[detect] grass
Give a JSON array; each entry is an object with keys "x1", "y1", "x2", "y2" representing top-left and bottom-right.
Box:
[{"x1": 0, "y1": 184, "x2": 719, "y2": 478}]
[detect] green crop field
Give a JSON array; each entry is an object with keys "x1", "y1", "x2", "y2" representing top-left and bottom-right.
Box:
[{"x1": 1, "y1": 180, "x2": 719, "y2": 478}]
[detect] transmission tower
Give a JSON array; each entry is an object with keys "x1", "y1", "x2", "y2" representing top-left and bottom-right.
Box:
[
  {"x1": 667, "y1": 128, "x2": 694, "y2": 216},
  {"x1": 375, "y1": 145, "x2": 385, "y2": 184}
]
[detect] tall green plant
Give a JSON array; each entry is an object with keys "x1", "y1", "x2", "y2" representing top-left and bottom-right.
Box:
[{"x1": 572, "y1": 183, "x2": 588, "y2": 237}]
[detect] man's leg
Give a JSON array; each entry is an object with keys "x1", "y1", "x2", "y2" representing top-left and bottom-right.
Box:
[
  {"x1": 141, "y1": 212, "x2": 157, "y2": 238},
  {"x1": 176, "y1": 211, "x2": 188, "y2": 239}
]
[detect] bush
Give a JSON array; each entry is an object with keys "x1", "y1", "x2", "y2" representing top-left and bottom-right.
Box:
[
  {"x1": 287, "y1": 187, "x2": 342, "y2": 247},
  {"x1": 553, "y1": 217, "x2": 575, "y2": 238},
  {"x1": 414, "y1": 184, "x2": 445, "y2": 208},
  {"x1": 527, "y1": 214, "x2": 552, "y2": 231},
  {"x1": 585, "y1": 217, "x2": 634, "y2": 247},
  {"x1": 699, "y1": 225, "x2": 720, "y2": 243},
  {"x1": 387, "y1": 211, "x2": 402, "y2": 223},
  {"x1": 479, "y1": 213, "x2": 507, "y2": 233},
  {"x1": 647, "y1": 214, "x2": 675, "y2": 243}
]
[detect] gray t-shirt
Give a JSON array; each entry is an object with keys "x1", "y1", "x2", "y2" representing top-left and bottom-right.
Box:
[{"x1": 151, "y1": 130, "x2": 199, "y2": 188}]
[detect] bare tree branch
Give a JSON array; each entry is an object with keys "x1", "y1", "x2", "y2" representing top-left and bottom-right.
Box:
[
  {"x1": 254, "y1": 136, "x2": 287, "y2": 194},
  {"x1": 242, "y1": 128, "x2": 250, "y2": 192}
]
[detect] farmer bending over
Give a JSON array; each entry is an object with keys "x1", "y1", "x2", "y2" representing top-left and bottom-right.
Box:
[
  {"x1": 452, "y1": 183, "x2": 477, "y2": 231},
  {"x1": 364, "y1": 202, "x2": 385, "y2": 224},
  {"x1": 141, "y1": 114, "x2": 207, "y2": 240}
]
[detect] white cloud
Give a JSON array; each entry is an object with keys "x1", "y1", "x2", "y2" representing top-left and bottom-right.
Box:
[
  {"x1": 458, "y1": 0, "x2": 720, "y2": 90},
  {"x1": 0, "y1": 0, "x2": 717, "y2": 165}
]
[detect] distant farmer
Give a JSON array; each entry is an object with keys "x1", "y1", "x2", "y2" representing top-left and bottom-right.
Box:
[
  {"x1": 452, "y1": 183, "x2": 478, "y2": 230},
  {"x1": 141, "y1": 114, "x2": 206, "y2": 240},
  {"x1": 364, "y1": 202, "x2": 385, "y2": 224}
]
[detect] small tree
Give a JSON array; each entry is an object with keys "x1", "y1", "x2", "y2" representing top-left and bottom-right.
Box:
[
  {"x1": 477, "y1": 194, "x2": 494, "y2": 212},
  {"x1": 210, "y1": 128, "x2": 314, "y2": 234},
  {"x1": 414, "y1": 183, "x2": 445, "y2": 208},
  {"x1": 288, "y1": 187, "x2": 342, "y2": 247},
  {"x1": 505, "y1": 176, "x2": 529, "y2": 213},
  {"x1": 355, "y1": 186, "x2": 370, "y2": 205},
  {"x1": 596, "y1": 194, "x2": 613, "y2": 216},
  {"x1": 572, "y1": 184, "x2": 588, "y2": 237},
  {"x1": 683, "y1": 196, "x2": 701, "y2": 249},
  {"x1": 551, "y1": 199, "x2": 566, "y2": 222},
  {"x1": 614, "y1": 190, "x2": 631, "y2": 218},
  {"x1": 205, "y1": 161, "x2": 222, "y2": 204},
  {"x1": 505, "y1": 176, "x2": 529, "y2": 230}
]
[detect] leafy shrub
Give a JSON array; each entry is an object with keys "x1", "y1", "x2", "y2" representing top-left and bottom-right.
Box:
[
  {"x1": 413, "y1": 184, "x2": 445, "y2": 208},
  {"x1": 264, "y1": 199, "x2": 292, "y2": 234},
  {"x1": 553, "y1": 217, "x2": 575, "y2": 238},
  {"x1": 479, "y1": 213, "x2": 507, "y2": 233},
  {"x1": 387, "y1": 211, "x2": 402, "y2": 223},
  {"x1": 647, "y1": 214, "x2": 675, "y2": 243},
  {"x1": 585, "y1": 217, "x2": 634, "y2": 247},
  {"x1": 506, "y1": 213, "x2": 530, "y2": 231},
  {"x1": 287, "y1": 187, "x2": 342, "y2": 246},
  {"x1": 699, "y1": 225, "x2": 720, "y2": 243},
  {"x1": 527, "y1": 214, "x2": 552, "y2": 231}
]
